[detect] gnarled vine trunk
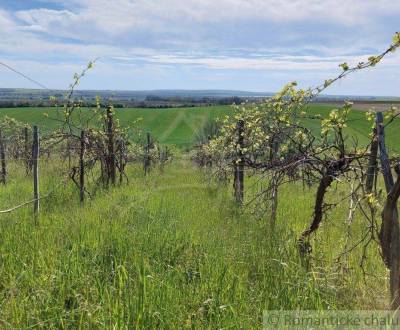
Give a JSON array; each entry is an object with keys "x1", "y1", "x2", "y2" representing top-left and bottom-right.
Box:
[
  {"x1": 300, "y1": 173, "x2": 333, "y2": 244},
  {"x1": 382, "y1": 176, "x2": 400, "y2": 309}
]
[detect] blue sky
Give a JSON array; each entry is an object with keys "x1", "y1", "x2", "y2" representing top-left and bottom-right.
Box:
[{"x1": 0, "y1": 0, "x2": 399, "y2": 95}]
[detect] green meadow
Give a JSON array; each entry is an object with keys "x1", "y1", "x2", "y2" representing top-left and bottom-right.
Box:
[
  {"x1": 0, "y1": 105, "x2": 230, "y2": 148},
  {"x1": 0, "y1": 104, "x2": 398, "y2": 150}
]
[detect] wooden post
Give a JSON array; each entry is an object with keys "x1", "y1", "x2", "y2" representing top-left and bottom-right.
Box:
[
  {"x1": 366, "y1": 125, "x2": 378, "y2": 193},
  {"x1": 106, "y1": 106, "x2": 116, "y2": 185},
  {"x1": 79, "y1": 130, "x2": 85, "y2": 204},
  {"x1": 0, "y1": 129, "x2": 6, "y2": 185},
  {"x1": 119, "y1": 139, "x2": 125, "y2": 184},
  {"x1": 233, "y1": 120, "x2": 244, "y2": 204},
  {"x1": 377, "y1": 112, "x2": 394, "y2": 263},
  {"x1": 377, "y1": 112, "x2": 394, "y2": 192},
  {"x1": 32, "y1": 126, "x2": 39, "y2": 221},
  {"x1": 144, "y1": 132, "x2": 151, "y2": 175},
  {"x1": 24, "y1": 127, "x2": 31, "y2": 174},
  {"x1": 159, "y1": 146, "x2": 168, "y2": 174}
]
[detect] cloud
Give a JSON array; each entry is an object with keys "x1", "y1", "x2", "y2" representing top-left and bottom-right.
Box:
[
  {"x1": 109, "y1": 50, "x2": 400, "y2": 73},
  {"x1": 13, "y1": 1, "x2": 400, "y2": 47},
  {"x1": 16, "y1": 8, "x2": 79, "y2": 32},
  {"x1": 37, "y1": 0, "x2": 400, "y2": 25},
  {"x1": 0, "y1": 0, "x2": 399, "y2": 94}
]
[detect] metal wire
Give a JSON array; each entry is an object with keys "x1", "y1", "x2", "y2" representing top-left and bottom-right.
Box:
[{"x1": 0, "y1": 61, "x2": 50, "y2": 90}]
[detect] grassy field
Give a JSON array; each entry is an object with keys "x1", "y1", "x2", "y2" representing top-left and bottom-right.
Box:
[
  {"x1": 0, "y1": 104, "x2": 396, "y2": 327},
  {"x1": 0, "y1": 106, "x2": 231, "y2": 148},
  {"x1": 0, "y1": 103, "x2": 398, "y2": 150},
  {"x1": 0, "y1": 157, "x2": 387, "y2": 328}
]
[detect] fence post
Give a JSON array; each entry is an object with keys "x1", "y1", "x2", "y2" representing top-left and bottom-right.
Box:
[
  {"x1": 159, "y1": 145, "x2": 168, "y2": 174},
  {"x1": 233, "y1": 120, "x2": 244, "y2": 204},
  {"x1": 24, "y1": 127, "x2": 31, "y2": 174},
  {"x1": 144, "y1": 132, "x2": 151, "y2": 175},
  {"x1": 119, "y1": 139, "x2": 125, "y2": 184},
  {"x1": 377, "y1": 112, "x2": 394, "y2": 263},
  {"x1": 366, "y1": 124, "x2": 378, "y2": 193},
  {"x1": 377, "y1": 112, "x2": 394, "y2": 192},
  {"x1": 32, "y1": 126, "x2": 39, "y2": 222},
  {"x1": 106, "y1": 106, "x2": 116, "y2": 185},
  {"x1": 0, "y1": 129, "x2": 6, "y2": 185},
  {"x1": 79, "y1": 130, "x2": 85, "y2": 204}
]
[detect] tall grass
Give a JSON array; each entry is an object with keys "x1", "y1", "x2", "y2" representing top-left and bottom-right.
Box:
[{"x1": 0, "y1": 157, "x2": 387, "y2": 328}]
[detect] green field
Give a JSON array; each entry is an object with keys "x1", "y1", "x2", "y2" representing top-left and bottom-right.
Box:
[
  {"x1": 0, "y1": 104, "x2": 397, "y2": 327},
  {"x1": 0, "y1": 106, "x2": 231, "y2": 148},
  {"x1": 0, "y1": 104, "x2": 398, "y2": 150}
]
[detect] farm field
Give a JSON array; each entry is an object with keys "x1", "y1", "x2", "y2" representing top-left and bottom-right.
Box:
[
  {"x1": 0, "y1": 103, "x2": 398, "y2": 150},
  {"x1": 0, "y1": 105, "x2": 231, "y2": 148}
]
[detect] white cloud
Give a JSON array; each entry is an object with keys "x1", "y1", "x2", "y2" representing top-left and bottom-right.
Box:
[
  {"x1": 114, "y1": 51, "x2": 400, "y2": 72},
  {"x1": 16, "y1": 9, "x2": 79, "y2": 33},
  {"x1": 16, "y1": 0, "x2": 400, "y2": 32},
  {"x1": 0, "y1": 0, "x2": 399, "y2": 94},
  {"x1": 7, "y1": 0, "x2": 398, "y2": 61}
]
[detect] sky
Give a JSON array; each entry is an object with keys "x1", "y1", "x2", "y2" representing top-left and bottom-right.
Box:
[{"x1": 0, "y1": 0, "x2": 399, "y2": 96}]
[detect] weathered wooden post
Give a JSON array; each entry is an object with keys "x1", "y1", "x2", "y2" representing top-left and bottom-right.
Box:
[
  {"x1": 377, "y1": 112, "x2": 394, "y2": 191},
  {"x1": 159, "y1": 147, "x2": 163, "y2": 172},
  {"x1": 32, "y1": 126, "x2": 39, "y2": 222},
  {"x1": 233, "y1": 120, "x2": 244, "y2": 204},
  {"x1": 118, "y1": 139, "x2": 125, "y2": 184},
  {"x1": 377, "y1": 112, "x2": 394, "y2": 263},
  {"x1": 144, "y1": 132, "x2": 151, "y2": 175},
  {"x1": 366, "y1": 124, "x2": 378, "y2": 193},
  {"x1": 79, "y1": 130, "x2": 85, "y2": 204},
  {"x1": 0, "y1": 129, "x2": 6, "y2": 185},
  {"x1": 23, "y1": 127, "x2": 31, "y2": 174},
  {"x1": 159, "y1": 145, "x2": 168, "y2": 174},
  {"x1": 106, "y1": 106, "x2": 116, "y2": 185}
]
